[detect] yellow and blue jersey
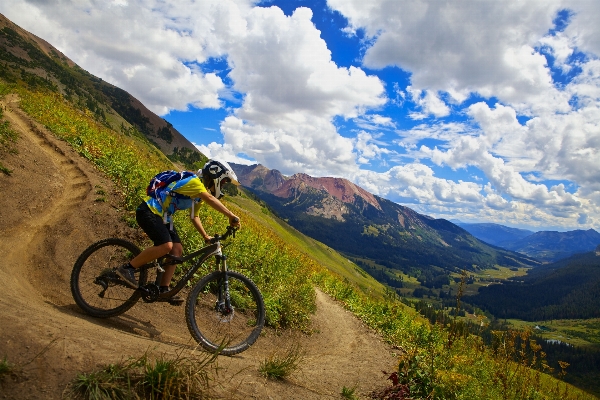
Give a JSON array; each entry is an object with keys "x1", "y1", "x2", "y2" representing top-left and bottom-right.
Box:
[{"x1": 145, "y1": 175, "x2": 207, "y2": 223}]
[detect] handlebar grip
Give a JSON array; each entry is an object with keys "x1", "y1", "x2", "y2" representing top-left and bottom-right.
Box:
[{"x1": 227, "y1": 225, "x2": 238, "y2": 237}]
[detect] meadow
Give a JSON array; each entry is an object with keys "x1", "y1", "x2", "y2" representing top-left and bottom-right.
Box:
[{"x1": 507, "y1": 318, "x2": 600, "y2": 347}]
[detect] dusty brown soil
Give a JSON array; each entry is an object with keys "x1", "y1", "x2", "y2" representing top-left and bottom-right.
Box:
[{"x1": 0, "y1": 96, "x2": 397, "y2": 399}]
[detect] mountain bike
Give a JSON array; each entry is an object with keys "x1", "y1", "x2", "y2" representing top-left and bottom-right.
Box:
[{"x1": 70, "y1": 226, "x2": 265, "y2": 355}]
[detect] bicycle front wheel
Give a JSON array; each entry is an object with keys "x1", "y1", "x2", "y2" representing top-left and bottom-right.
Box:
[
  {"x1": 70, "y1": 238, "x2": 147, "y2": 318},
  {"x1": 186, "y1": 271, "x2": 265, "y2": 355}
]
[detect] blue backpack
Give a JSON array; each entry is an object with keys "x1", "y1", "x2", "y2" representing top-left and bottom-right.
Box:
[{"x1": 146, "y1": 170, "x2": 196, "y2": 203}]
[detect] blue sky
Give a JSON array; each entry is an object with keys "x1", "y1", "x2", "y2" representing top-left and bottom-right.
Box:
[{"x1": 2, "y1": 0, "x2": 599, "y2": 232}]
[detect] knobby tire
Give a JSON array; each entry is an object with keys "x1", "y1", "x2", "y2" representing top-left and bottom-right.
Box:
[
  {"x1": 186, "y1": 271, "x2": 265, "y2": 355},
  {"x1": 70, "y1": 238, "x2": 146, "y2": 318}
]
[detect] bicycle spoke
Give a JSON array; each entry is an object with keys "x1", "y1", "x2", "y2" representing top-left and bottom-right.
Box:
[
  {"x1": 71, "y1": 239, "x2": 144, "y2": 318},
  {"x1": 186, "y1": 271, "x2": 265, "y2": 355}
]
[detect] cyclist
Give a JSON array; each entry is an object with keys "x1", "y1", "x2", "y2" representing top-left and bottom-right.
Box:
[{"x1": 116, "y1": 159, "x2": 241, "y2": 303}]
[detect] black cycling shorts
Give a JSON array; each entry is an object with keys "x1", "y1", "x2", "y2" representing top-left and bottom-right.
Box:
[{"x1": 136, "y1": 202, "x2": 181, "y2": 246}]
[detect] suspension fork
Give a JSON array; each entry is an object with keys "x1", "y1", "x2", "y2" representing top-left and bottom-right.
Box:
[{"x1": 216, "y1": 254, "x2": 233, "y2": 314}]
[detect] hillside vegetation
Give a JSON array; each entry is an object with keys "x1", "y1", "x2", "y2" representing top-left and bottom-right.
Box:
[
  {"x1": 466, "y1": 251, "x2": 600, "y2": 321},
  {"x1": 0, "y1": 14, "x2": 598, "y2": 399},
  {"x1": 232, "y1": 164, "x2": 540, "y2": 292}
]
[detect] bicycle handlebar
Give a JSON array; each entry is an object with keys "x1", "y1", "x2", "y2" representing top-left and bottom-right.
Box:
[{"x1": 210, "y1": 225, "x2": 238, "y2": 243}]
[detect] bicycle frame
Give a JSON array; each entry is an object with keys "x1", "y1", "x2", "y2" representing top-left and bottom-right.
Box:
[
  {"x1": 71, "y1": 225, "x2": 264, "y2": 354},
  {"x1": 139, "y1": 240, "x2": 228, "y2": 299}
]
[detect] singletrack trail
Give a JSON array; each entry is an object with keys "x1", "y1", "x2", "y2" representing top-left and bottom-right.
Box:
[{"x1": 0, "y1": 96, "x2": 396, "y2": 399}]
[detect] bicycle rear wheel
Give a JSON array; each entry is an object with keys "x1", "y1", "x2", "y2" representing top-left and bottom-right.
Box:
[
  {"x1": 70, "y1": 238, "x2": 147, "y2": 318},
  {"x1": 186, "y1": 271, "x2": 265, "y2": 355}
]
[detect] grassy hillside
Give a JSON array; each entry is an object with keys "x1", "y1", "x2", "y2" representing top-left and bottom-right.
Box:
[
  {"x1": 227, "y1": 191, "x2": 388, "y2": 298},
  {"x1": 1, "y1": 15, "x2": 598, "y2": 396},
  {"x1": 2, "y1": 81, "x2": 596, "y2": 399},
  {"x1": 0, "y1": 19, "x2": 203, "y2": 165}
]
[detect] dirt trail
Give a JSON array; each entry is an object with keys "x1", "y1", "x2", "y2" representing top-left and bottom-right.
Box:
[{"x1": 0, "y1": 97, "x2": 396, "y2": 399}]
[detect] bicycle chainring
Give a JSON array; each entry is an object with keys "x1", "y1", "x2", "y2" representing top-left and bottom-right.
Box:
[{"x1": 140, "y1": 283, "x2": 160, "y2": 303}]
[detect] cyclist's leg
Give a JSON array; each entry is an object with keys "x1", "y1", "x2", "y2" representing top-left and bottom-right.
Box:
[
  {"x1": 130, "y1": 202, "x2": 174, "y2": 268},
  {"x1": 129, "y1": 243, "x2": 173, "y2": 268},
  {"x1": 159, "y1": 227, "x2": 183, "y2": 287}
]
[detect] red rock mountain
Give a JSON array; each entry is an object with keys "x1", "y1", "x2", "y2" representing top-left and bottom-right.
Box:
[
  {"x1": 232, "y1": 163, "x2": 382, "y2": 222},
  {"x1": 231, "y1": 163, "x2": 539, "y2": 272},
  {"x1": 272, "y1": 173, "x2": 382, "y2": 210}
]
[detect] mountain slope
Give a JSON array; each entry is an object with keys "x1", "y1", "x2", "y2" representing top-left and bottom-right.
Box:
[
  {"x1": 232, "y1": 164, "x2": 540, "y2": 278},
  {"x1": 1, "y1": 14, "x2": 596, "y2": 399},
  {"x1": 0, "y1": 13, "x2": 203, "y2": 167},
  {"x1": 0, "y1": 95, "x2": 396, "y2": 399},
  {"x1": 465, "y1": 248, "x2": 600, "y2": 320},
  {"x1": 501, "y1": 229, "x2": 600, "y2": 262},
  {"x1": 457, "y1": 222, "x2": 535, "y2": 246},
  {"x1": 0, "y1": 11, "x2": 391, "y2": 316},
  {"x1": 0, "y1": 17, "x2": 398, "y2": 398}
]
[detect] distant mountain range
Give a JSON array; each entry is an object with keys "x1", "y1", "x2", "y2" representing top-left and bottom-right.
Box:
[
  {"x1": 456, "y1": 222, "x2": 535, "y2": 247},
  {"x1": 231, "y1": 164, "x2": 539, "y2": 280},
  {"x1": 458, "y1": 222, "x2": 600, "y2": 262},
  {"x1": 465, "y1": 246, "x2": 600, "y2": 320},
  {"x1": 502, "y1": 229, "x2": 600, "y2": 262}
]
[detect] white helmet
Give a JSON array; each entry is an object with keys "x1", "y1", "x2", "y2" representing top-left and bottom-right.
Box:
[{"x1": 198, "y1": 159, "x2": 239, "y2": 199}]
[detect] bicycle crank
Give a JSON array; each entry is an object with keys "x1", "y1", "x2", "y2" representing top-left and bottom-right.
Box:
[{"x1": 140, "y1": 283, "x2": 160, "y2": 302}]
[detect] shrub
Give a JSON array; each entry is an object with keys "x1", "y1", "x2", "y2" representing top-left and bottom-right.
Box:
[
  {"x1": 258, "y1": 344, "x2": 304, "y2": 380},
  {"x1": 0, "y1": 355, "x2": 13, "y2": 378},
  {"x1": 66, "y1": 350, "x2": 218, "y2": 400}
]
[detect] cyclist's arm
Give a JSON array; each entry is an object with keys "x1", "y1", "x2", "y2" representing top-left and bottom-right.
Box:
[
  {"x1": 191, "y1": 216, "x2": 212, "y2": 242},
  {"x1": 198, "y1": 191, "x2": 241, "y2": 228}
]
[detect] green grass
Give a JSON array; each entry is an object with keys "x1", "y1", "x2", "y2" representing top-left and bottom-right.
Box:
[
  {"x1": 0, "y1": 85, "x2": 19, "y2": 175},
  {"x1": 258, "y1": 344, "x2": 304, "y2": 380},
  {"x1": 341, "y1": 384, "x2": 359, "y2": 399},
  {"x1": 66, "y1": 350, "x2": 218, "y2": 400},
  {"x1": 0, "y1": 356, "x2": 13, "y2": 378},
  {"x1": 451, "y1": 266, "x2": 529, "y2": 297},
  {"x1": 507, "y1": 318, "x2": 600, "y2": 347}
]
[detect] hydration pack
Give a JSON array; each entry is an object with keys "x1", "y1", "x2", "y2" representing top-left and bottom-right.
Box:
[{"x1": 146, "y1": 170, "x2": 196, "y2": 202}]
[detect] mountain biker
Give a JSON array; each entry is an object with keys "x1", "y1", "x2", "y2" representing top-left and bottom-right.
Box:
[{"x1": 116, "y1": 159, "x2": 241, "y2": 303}]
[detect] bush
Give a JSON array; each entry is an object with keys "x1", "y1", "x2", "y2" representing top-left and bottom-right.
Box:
[
  {"x1": 66, "y1": 350, "x2": 218, "y2": 400},
  {"x1": 258, "y1": 344, "x2": 304, "y2": 380}
]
